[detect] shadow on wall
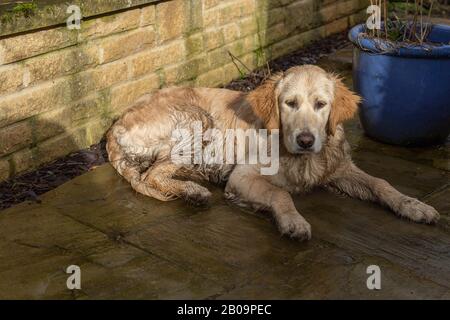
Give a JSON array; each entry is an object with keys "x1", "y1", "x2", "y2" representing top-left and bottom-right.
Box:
[
  {"x1": 255, "y1": 0, "x2": 356, "y2": 67},
  {"x1": 0, "y1": 119, "x2": 108, "y2": 211}
]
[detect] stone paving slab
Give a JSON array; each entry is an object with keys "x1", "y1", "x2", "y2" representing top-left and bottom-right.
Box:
[
  {"x1": 219, "y1": 243, "x2": 450, "y2": 299},
  {"x1": 346, "y1": 121, "x2": 450, "y2": 172},
  {"x1": 0, "y1": 186, "x2": 223, "y2": 299},
  {"x1": 352, "y1": 149, "x2": 448, "y2": 198},
  {"x1": 294, "y1": 189, "x2": 450, "y2": 289},
  {"x1": 0, "y1": 154, "x2": 448, "y2": 299}
]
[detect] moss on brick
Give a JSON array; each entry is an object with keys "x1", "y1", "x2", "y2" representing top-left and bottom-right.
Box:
[
  {"x1": 0, "y1": 0, "x2": 160, "y2": 37},
  {"x1": 98, "y1": 88, "x2": 113, "y2": 123},
  {"x1": 11, "y1": 2, "x2": 38, "y2": 17},
  {"x1": 156, "y1": 68, "x2": 166, "y2": 88},
  {"x1": 185, "y1": 34, "x2": 204, "y2": 57}
]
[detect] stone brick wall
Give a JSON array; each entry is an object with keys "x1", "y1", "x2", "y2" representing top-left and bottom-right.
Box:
[{"x1": 0, "y1": 0, "x2": 369, "y2": 181}]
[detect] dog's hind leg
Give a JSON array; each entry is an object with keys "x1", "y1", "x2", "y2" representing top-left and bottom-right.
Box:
[{"x1": 142, "y1": 162, "x2": 212, "y2": 206}]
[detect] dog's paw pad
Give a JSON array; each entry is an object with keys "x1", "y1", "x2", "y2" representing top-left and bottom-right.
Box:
[
  {"x1": 277, "y1": 214, "x2": 312, "y2": 241},
  {"x1": 398, "y1": 197, "x2": 440, "y2": 224}
]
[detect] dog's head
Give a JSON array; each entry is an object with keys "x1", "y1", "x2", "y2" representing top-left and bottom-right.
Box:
[{"x1": 249, "y1": 65, "x2": 361, "y2": 154}]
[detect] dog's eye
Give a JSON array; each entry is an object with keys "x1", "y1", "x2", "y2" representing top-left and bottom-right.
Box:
[
  {"x1": 315, "y1": 101, "x2": 326, "y2": 110},
  {"x1": 285, "y1": 99, "x2": 297, "y2": 108}
]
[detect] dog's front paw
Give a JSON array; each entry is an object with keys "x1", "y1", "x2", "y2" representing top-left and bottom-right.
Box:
[
  {"x1": 183, "y1": 182, "x2": 212, "y2": 206},
  {"x1": 397, "y1": 197, "x2": 440, "y2": 224},
  {"x1": 276, "y1": 213, "x2": 312, "y2": 241}
]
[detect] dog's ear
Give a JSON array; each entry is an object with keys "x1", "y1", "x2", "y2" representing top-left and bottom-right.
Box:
[
  {"x1": 247, "y1": 72, "x2": 283, "y2": 131},
  {"x1": 328, "y1": 76, "x2": 361, "y2": 135}
]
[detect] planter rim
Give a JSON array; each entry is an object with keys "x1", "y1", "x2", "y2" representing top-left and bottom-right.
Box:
[{"x1": 348, "y1": 23, "x2": 450, "y2": 59}]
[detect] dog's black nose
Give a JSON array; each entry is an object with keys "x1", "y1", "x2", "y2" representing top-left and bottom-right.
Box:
[{"x1": 296, "y1": 132, "x2": 315, "y2": 149}]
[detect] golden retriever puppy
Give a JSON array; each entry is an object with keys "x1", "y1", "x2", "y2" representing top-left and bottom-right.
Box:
[{"x1": 106, "y1": 65, "x2": 439, "y2": 240}]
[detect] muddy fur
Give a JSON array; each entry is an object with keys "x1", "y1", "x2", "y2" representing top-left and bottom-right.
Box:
[{"x1": 107, "y1": 65, "x2": 440, "y2": 241}]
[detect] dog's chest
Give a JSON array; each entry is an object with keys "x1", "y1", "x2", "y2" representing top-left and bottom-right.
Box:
[{"x1": 277, "y1": 155, "x2": 329, "y2": 193}]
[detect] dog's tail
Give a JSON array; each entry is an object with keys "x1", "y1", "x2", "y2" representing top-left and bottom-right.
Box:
[{"x1": 106, "y1": 126, "x2": 176, "y2": 201}]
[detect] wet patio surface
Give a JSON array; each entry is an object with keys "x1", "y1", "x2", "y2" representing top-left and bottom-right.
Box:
[{"x1": 0, "y1": 49, "x2": 449, "y2": 299}]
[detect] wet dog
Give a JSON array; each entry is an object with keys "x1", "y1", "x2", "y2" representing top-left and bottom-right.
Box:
[{"x1": 107, "y1": 65, "x2": 439, "y2": 240}]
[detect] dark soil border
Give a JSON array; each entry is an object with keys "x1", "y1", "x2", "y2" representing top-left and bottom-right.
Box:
[{"x1": 0, "y1": 30, "x2": 351, "y2": 211}]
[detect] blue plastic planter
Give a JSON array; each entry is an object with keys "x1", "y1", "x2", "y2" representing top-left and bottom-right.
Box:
[{"x1": 349, "y1": 24, "x2": 450, "y2": 146}]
